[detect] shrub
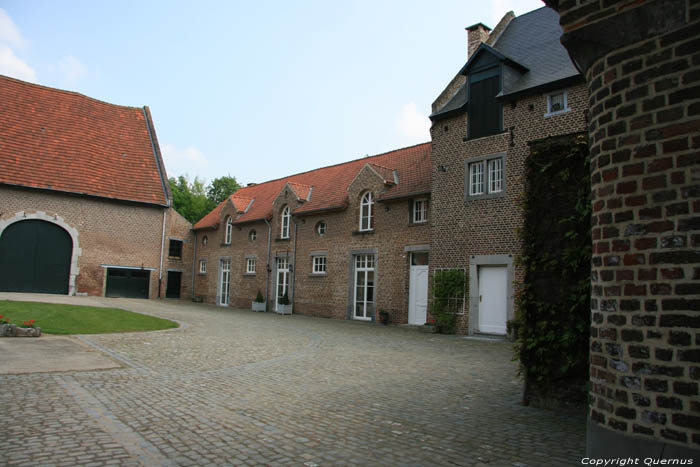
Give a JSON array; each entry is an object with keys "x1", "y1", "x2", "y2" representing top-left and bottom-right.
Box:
[{"x1": 430, "y1": 269, "x2": 466, "y2": 334}]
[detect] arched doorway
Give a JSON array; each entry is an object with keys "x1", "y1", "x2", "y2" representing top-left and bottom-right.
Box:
[{"x1": 0, "y1": 220, "x2": 73, "y2": 294}]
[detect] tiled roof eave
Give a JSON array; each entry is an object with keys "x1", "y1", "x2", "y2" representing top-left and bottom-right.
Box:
[
  {"x1": 498, "y1": 73, "x2": 583, "y2": 100},
  {"x1": 377, "y1": 190, "x2": 431, "y2": 202},
  {"x1": 1, "y1": 181, "x2": 169, "y2": 207},
  {"x1": 293, "y1": 205, "x2": 347, "y2": 217}
]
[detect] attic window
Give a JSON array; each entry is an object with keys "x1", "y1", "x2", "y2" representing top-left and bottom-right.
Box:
[
  {"x1": 317, "y1": 221, "x2": 327, "y2": 236},
  {"x1": 281, "y1": 206, "x2": 290, "y2": 239},
  {"x1": 546, "y1": 90, "x2": 570, "y2": 116},
  {"x1": 225, "y1": 217, "x2": 233, "y2": 244},
  {"x1": 249, "y1": 230, "x2": 257, "y2": 241},
  {"x1": 360, "y1": 192, "x2": 374, "y2": 231}
]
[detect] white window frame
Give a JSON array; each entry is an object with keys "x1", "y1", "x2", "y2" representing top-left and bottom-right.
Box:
[
  {"x1": 225, "y1": 217, "x2": 233, "y2": 244},
  {"x1": 360, "y1": 192, "x2": 374, "y2": 231},
  {"x1": 465, "y1": 153, "x2": 506, "y2": 200},
  {"x1": 312, "y1": 255, "x2": 327, "y2": 274},
  {"x1": 413, "y1": 198, "x2": 428, "y2": 223},
  {"x1": 281, "y1": 206, "x2": 290, "y2": 239},
  {"x1": 545, "y1": 90, "x2": 570, "y2": 116},
  {"x1": 249, "y1": 230, "x2": 257, "y2": 241},
  {"x1": 317, "y1": 221, "x2": 326, "y2": 236},
  {"x1": 353, "y1": 254, "x2": 375, "y2": 320},
  {"x1": 199, "y1": 259, "x2": 207, "y2": 274},
  {"x1": 246, "y1": 258, "x2": 256, "y2": 274}
]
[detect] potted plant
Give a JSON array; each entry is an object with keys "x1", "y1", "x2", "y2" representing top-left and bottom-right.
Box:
[
  {"x1": 252, "y1": 290, "x2": 266, "y2": 312},
  {"x1": 276, "y1": 291, "x2": 293, "y2": 315},
  {"x1": 378, "y1": 309, "x2": 390, "y2": 325}
]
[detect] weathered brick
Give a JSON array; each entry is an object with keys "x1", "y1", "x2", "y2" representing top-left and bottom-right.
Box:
[{"x1": 669, "y1": 330, "x2": 692, "y2": 346}]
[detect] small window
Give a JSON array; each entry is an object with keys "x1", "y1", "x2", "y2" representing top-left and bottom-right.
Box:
[
  {"x1": 168, "y1": 239, "x2": 183, "y2": 258},
  {"x1": 413, "y1": 199, "x2": 428, "y2": 223},
  {"x1": 466, "y1": 154, "x2": 506, "y2": 199},
  {"x1": 317, "y1": 221, "x2": 327, "y2": 236},
  {"x1": 281, "y1": 206, "x2": 290, "y2": 239},
  {"x1": 199, "y1": 259, "x2": 207, "y2": 274},
  {"x1": 360, "y1": 192, "x2": 374, "y2": 231},
  {"x1": 546, "y1": 90, "x2": 569, "y2": 116},
  {"x1": 225, "y1": 217, "x2": 233, "y2": 244},
  {"x1": 249, "y1": 230, "x2": 257, "y2": 241},
  {"x1": 411, "y1": 252, "x2": 429, "y2": 265},
  {"x1": 247, "y1": 258, "x2": 256, "y2": 274},
  {"x1": 202, "y1": 235, "x2": 208, "y2": 246},
  {"x1": 312, "y1": 256, "x2": 327, "y2": 274}
]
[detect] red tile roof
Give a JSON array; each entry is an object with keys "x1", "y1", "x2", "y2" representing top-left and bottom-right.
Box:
[
  {"x1": 0, "y1": 75, "x2": 170, "y2": 206},
  {"x1": 194, "y1": 142, "x2": 431, "y2": 230}
]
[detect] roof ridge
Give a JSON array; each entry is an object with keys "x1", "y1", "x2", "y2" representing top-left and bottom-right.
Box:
[
  {"x1": 368, "y1": 162, "x2": 395, "y2": 171},
  {"x1": 235, "y1": 141, "x2": 431, "y2": 195},
  {"x1": 0, "y1": 74, "x2": 145, "y2": 111}
]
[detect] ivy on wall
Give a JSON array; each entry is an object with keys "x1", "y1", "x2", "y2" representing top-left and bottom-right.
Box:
[
  {"x1": 514, "y1": 132, "x2": 591, "y2": 404},
  {"x1": 431, "y1": 268, "x2": 467, "y2": 334}
]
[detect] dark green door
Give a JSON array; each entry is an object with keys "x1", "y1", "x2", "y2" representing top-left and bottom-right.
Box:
[
  {"x1": 0, "y1": 220, "x2": 72, "y2": 294},
  {"x1": 166, "y1": 271, "x2": 182, "y2": 299},
  {"x1": 105, "y1": 268, "x2": 150, "y2": 299}
]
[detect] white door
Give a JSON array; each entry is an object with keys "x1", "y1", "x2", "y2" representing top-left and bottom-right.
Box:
[
  {"x1": 275, "y1": 257, "x2": 289, "y2": 312},
  {"x1": 478, "y1": 265, "x2": 507, "y2": 334},
  {"x1": 408, "y1": 252, "x2": 429, "y2": 325},
  {"x1": 219, "y1": 258, "x2": 231, "y2": 306},
  {"x1": 354, "y1": 254, "x2": 375, "y2": 320}
]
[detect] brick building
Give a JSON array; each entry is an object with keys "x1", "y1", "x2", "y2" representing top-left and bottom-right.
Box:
[
  {"x1": 429, "y1": 7, "x2": 588, "y2": 335},
  {"x1": 192, "y1": 143, "x2": 431, "y2": 324},
  {"x1": 0, "y1": 75, "x2": 193, "y2": 300},
  {"x1": 542, "y1": 0, "x2": 700, "y2": 458}
]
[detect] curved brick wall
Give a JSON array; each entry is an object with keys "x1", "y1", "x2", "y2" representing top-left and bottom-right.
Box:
[{"x1": 546, "y1": 0, "x2": 700, "y2": 457}]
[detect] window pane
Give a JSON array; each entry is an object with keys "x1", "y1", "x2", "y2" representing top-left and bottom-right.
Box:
[
  {"x1": 549, "y1": 92, "x2": 564, "y2": 112},
  {"x1": 470, "y1": 162, "x2": 484, "y2": 195},
  {"x1": 411, "y1": 252, "x2": 429, "y2": 265},
  {"x1": 488, "y1": 158, "x2": 503, "y2": 193}
]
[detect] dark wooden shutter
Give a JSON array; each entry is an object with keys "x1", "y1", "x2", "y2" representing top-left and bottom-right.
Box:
[{"x1": 468, "y1": 75, "x2": 501, "y2": 139}]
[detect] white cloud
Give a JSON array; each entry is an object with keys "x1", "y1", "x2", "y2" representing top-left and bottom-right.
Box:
[
  {"x1": 161, "y1": 143, "x2": 210, "y2": 178},
  {"x1": 396, "y1": 102, "x2": 431, "y2": 145},
  {"x1": 0, "y1": 44, "x2": 37, "y2": 82},
  {"x1": 0, "y1": 8, "x2": 26, "y2": 48},
  {"x1": 57, "y1": 55, "x2": 87, "y2": 86}
]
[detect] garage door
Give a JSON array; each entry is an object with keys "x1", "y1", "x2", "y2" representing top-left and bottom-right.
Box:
[
  {"x1": 105, "y1": 268, "x2": 150, "y2": 299},
  {"x1": 0, "y1": 220, "x2": 72, "y2": 294}
]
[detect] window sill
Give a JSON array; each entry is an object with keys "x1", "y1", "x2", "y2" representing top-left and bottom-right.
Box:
[
  {"x1": 352, "y1": 229, "x2": 375, "y2": 236},
  {"x1": 465, "y1": 190, "x2": 506, "y2": 201},
  {"x1": 167, "y1": 257, "x2": 182, "y2": 261},
  {"x1": 409, "y1": 221, "x2": 428, "y2": 227},
  {"x1": 462, "y1": 130, "x2": 508, "y2": 142},
  {"x1": 309, "y1": 273, "x2": 327, "y2": 277},
  {"x1": 197, "y1": 272, "x2": 207, "y2": 276},
  {"x1": 544, "y1": 108, "x2": 571, "y2": 118},
  {"x1": 274, "y1": 237, "x2": 290, "y2": 242},
  {"x1": 220, "y1": 243, "x2": 231, "y2": 247},
  {"x1": 242, "y1": 273, "x2": 256, "y2": 277}
]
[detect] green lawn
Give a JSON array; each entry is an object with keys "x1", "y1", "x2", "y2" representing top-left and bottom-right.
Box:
[{"x1": 0, "y1": 300, "x2": 178, "y2": 334}]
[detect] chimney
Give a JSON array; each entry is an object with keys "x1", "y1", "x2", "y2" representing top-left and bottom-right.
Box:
[{"x1": 466, "y1": 22, "x2": 491, "y2": 59}]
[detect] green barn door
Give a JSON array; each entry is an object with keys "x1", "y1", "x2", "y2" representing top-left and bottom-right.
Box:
[{"x1": 0, "y1": 220, "x2": 72, "y2": 294}]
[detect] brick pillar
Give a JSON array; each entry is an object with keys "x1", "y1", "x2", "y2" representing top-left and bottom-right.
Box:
[{"x1": 544, "y1": 0, "x2": 700, "y2": 458}]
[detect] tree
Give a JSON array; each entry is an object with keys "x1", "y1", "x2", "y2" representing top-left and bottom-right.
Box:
[
  {"x1": 207, "y1": 175, "x2": 241, "y2": 205},
  {"x1": 169, "y1": 175, "x2": 215, "y2": 224}
]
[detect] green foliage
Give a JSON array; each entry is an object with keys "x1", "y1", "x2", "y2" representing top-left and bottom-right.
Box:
[
  {"x1": 430, "y1": 269, "x2": 466, "y2": 334},
  {"x1": 207, "y1": 175, "x2": 241, "y2": 205},
  {"x1": 0, "y1": 300, "x2": 178, "y2": 334},
  {"x1": 169, "y1": 174, "x2": 242, "y2": 224},
  {"x1": 514, "y1": 133, "x2": 591, "y2": 396},
  {"x1": 255, "y1": 290, "x2": 265, "y2": 303}
]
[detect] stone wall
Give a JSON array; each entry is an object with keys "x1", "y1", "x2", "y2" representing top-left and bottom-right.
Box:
[{"x1": 545, "y1": 0, "x2": 700, "y2": 457}]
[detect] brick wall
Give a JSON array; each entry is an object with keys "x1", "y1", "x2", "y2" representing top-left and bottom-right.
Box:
[
  {"x1": 0, "y1": 185, "x2": 192, "y2": 299},
  {"x1": 430, "y1": 82, "x2": 588, "y2": 334},
  {"x1": 193, "y1": 168, "x2": 430, "y2": 324},
  {"x1": 546, "y1": 0, "x2": 700, "y2": 455}
]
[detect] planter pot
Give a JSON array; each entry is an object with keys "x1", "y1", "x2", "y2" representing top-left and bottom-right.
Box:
[
  {"x1": 252, "y1": 301, "x2": 266, "y2": 312},
  {"x1": 378, "y1": 312, "x2": 389, "y2": 325},
  {"x1": 1, "y1": 324, "x2": 41, "y2": 337},
  {"x1": 276, "y1": 304, "x2": 293, "y2": 315},
  {"x1": 192, "y1": 295, "x2": 203, "y2": 303}
]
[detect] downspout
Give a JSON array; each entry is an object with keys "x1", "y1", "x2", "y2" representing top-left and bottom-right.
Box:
[
  {"x1": 191, "y1": 230, "x2": 197, "y2": 299},
  {"x1": 292, "y1": 217, "x2": 298, "y2": 308},
  {"x1": 264, "y1": 218, "x2": 272, "y2": 312},
  {"x1": 159, "y1": 210, "x2": 167, "y2": 298}
]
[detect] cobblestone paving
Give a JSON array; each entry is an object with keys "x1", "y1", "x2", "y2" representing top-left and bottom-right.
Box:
[{"x1": 0, "y1": 295, "x2": 586, "y2": 466}]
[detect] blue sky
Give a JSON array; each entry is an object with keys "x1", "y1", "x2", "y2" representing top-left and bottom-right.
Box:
[{"x1": 1, "y1": 0, "x2": 544, "y2": 186}]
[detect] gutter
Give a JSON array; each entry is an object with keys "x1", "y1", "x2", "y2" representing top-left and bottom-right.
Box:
[
  {"x1": 191, "y1": 230, "x2": 197, "y2": 299},
  {"x1": 291, "y1": 217, "x2": 298, "y2": 310},
  {"x1": 264, "y1": 218, "x2": 272, "y2": 312},
  {"x1": 158, "y1": 210, "x2": 167, "y2": 298}
]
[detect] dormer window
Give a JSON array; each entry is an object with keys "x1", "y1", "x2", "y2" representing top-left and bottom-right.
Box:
[
  {"x1": 360, "y1": 192, "x2": 374, "y2": 231},
  {"x1": 281, "y1": 206, "x2": 290, "y2": 239},
  {"x1": 225, "y1": 217, "x2": 233, "y2": 244},
  {"x1": 467, "y1": 66, "x2": 501, "y2": 139}
]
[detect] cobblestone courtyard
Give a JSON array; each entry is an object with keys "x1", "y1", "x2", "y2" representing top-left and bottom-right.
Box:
[{"x1": 0, "y1": 295, "x2": 585, "y2": 466}]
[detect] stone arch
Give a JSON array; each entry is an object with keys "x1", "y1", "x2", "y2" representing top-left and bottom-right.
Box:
[{"x1": 0, "y1": 211, "x2": 82, "y2": 295}]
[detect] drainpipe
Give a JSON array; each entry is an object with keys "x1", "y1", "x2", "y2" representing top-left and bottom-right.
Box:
[
  {"x1": 191, "y1": 230, "x2": 197, "y2": 299},
  {"x1": 158, "y1": 210, "x2": 167, "y2": 298},
  {"x1": 292, "y1": 217, "x2": 298, "y2": 307},
  {"x1": 264, "y1": 218, "x2": 272, "y2": 312}
]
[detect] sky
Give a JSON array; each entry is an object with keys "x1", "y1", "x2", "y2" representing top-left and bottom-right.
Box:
[{"x1": 1, "y1": 0, "x2": 545, "y2": 187}]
